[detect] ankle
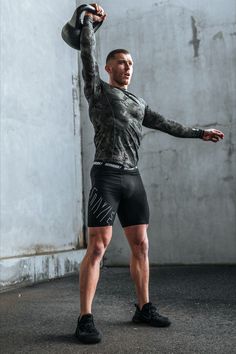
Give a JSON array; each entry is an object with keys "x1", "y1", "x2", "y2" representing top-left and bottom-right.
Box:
[
  {"x1": 139, "y1": 301, "x2": 150, "y2": 310},
  {"x1": 80, "y1": 312, "x2": 92, "y2": 318}
]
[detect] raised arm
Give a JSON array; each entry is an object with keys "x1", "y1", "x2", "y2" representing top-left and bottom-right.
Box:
[
  {"x1": 143, "y1": 106, "x2": 224, "y2": 142},
  {"x1": 80, "y1": 4, "x2": 106, "y2": 100}
]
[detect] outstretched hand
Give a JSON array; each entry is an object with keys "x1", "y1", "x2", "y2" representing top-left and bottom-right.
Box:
[
  {"x1": 202, "y1": 129, "x2": 224, "y2": 143},
  {"x1": 85, "y1": 3, "x2": 107, "y2": 22}
]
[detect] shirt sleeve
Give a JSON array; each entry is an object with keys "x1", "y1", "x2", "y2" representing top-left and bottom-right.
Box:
[
  {"x1": 143, "y1": 105, "x2": 204, "y2": 138},
  {"x1": 80, "y1": 16, "x2": 102, "y2": 100}
]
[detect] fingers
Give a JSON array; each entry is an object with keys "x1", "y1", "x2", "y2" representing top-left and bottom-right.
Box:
[
  {"x1": 91, "y1": 3, "x2": 106, "y2": 16},
  {"x1": 212, "y1": 136, "x2": 220, "y2": 143},
  {"x1": 211, "y1": 129, "x2": 224, "y2": 139},
  {"x1": 203, "y1": 128, "x2": 224, "y2": 142},
  {"x1": 86, "y1": 4, "x2": 106, "y2": 22},
  {"x1": 211, "y1": 133, "x2": 223, "y2": 142}
]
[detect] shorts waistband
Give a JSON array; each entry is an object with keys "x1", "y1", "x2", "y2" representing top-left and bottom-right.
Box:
[{"x1": 93, "y1": 161, "x2": 138, "y2": 171}]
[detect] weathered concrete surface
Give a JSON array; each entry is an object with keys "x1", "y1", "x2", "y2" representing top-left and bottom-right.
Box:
[
  {"x1": 0, "y1": 266, "x2": 235, "y2": 353},
  {"x1": 79, "y1": 0, "x2": 236, "y2": 265},
  {"x1": 0, "y1": 1, "x2": 84, "y2": 288},
  {"x1": 0, "y1": 250, "x2": 86, "y2": 291}
]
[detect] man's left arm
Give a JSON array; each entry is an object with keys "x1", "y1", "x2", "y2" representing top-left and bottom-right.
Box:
[{"x1": 143, "y1": 106, "x2": 224, "y2": 142}]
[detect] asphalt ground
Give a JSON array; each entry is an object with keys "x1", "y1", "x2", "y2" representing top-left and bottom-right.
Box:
[{"x1": 0, "y1": 266, "x2": 236, "y2": 354}]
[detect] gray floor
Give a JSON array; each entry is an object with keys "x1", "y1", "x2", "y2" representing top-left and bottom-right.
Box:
[{"x1": 0, "y1": 266, "x2": 236, "y2": 354}]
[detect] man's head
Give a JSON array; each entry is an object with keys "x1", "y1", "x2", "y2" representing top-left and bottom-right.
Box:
[{"x1": 105, "y1": 49, "x2": 133, "y2": 89}]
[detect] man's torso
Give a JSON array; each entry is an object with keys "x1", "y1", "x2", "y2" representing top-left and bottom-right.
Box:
[{"x1": 88, "y1": 80, "x2": 146, "y2": 168}]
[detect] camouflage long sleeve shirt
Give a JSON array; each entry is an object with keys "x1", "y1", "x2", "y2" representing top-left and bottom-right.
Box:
[{"x1": 80, "y1": 16, "x2": 204, "y2": 168}]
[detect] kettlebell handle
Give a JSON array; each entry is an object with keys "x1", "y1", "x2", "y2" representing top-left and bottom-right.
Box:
[{"x1": 61, "y1": 4, "x2": 104, "y2": 50}]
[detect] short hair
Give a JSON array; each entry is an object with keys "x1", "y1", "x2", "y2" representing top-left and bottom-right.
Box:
[{"x1": 106, "y1": 49, "x2": 130, "y2": 64}]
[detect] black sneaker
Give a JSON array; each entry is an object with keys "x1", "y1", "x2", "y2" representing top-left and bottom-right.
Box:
[
  {"x1": 75, "y1": 314, "x2": 102, "y2": 344},
  {"x1": 132, "y1": 302, "x2": 171, "y2": 327}
]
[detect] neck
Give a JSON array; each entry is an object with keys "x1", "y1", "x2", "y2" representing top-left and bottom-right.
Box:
[{"x1": 109, "y1": 79, "x2": 128, "y2": 90}]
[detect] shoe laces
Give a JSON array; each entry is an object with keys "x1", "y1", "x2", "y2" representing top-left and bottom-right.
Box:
[
  {"x1": 148, "y1": 303, "x2": 162, "y2": 319},
  {"x1": 79, "y1": 316, "x2": 96, "y2": 333}
]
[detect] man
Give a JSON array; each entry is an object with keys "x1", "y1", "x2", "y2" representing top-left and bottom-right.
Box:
[{"x1": 75, "y1": 4, "x2": 224, "y2": 344}]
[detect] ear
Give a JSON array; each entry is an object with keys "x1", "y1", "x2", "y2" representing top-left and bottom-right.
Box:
[{"x1": 105, "y1": 64, "x2": 112, "y2": 74}]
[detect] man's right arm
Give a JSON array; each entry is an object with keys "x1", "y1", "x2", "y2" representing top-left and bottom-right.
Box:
[{"x1": 80, "y1": 15, "x2": 101, "y2": 100}]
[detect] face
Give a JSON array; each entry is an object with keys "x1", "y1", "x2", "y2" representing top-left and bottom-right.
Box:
[{"x1": 105, "y1": 53, "x2": 133, "y2": 88}]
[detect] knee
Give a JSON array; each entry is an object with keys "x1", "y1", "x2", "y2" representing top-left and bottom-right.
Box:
[
  {"x1": 87, "y1": 228, "x2": 111, "y2": 264},
  {"x1": 87, "y1": 243, "x2": 105, "y2": 264},
  {"x1": 132, "y1": 238, "x2": 149, "y2": 259},
  {"x1": 87, "y1": 233, "x2": 110, "y2": 264}
]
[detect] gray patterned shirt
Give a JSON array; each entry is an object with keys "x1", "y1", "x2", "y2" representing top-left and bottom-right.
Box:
[{"x1": 80, "y1": 16, "x2": 204, "y2": 168}]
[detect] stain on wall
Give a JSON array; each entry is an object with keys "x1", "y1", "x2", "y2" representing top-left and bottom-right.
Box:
[{"x1": 189, "y1": 16, "x2": 200, "y2": 57}]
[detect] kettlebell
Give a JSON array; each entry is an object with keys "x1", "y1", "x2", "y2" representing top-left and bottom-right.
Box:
[{"x1": 61, "y1": 4, "x2": 103, "y2": 50}]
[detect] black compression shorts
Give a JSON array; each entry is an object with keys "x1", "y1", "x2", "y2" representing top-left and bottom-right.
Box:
[{"x1": 87, "y1": 165, "x2": 150, "y2": 228}]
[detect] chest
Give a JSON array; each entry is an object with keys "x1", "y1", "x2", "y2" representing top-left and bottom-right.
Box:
[{"x1": 103, "y1": 86, "x2": 145, "y2": 124}]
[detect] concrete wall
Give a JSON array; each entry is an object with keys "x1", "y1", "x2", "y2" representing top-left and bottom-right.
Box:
[
  {"x1": 0, "y1": 0, "x2": 85, "y2": 290},
  {"x1": 80, "y1": 0, "x2": 236, "y2": 264}
]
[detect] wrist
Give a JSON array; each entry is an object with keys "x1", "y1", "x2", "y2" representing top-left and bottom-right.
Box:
[
  {"x1": 192, "y1": 128, "x2": 205, "y2": 139},
  {"x1": 83, "y1": 14, "x2": 94, "y2": 26},
  {"x1": 199, "y1": 129, "x2": 205, "y2": 139}
]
